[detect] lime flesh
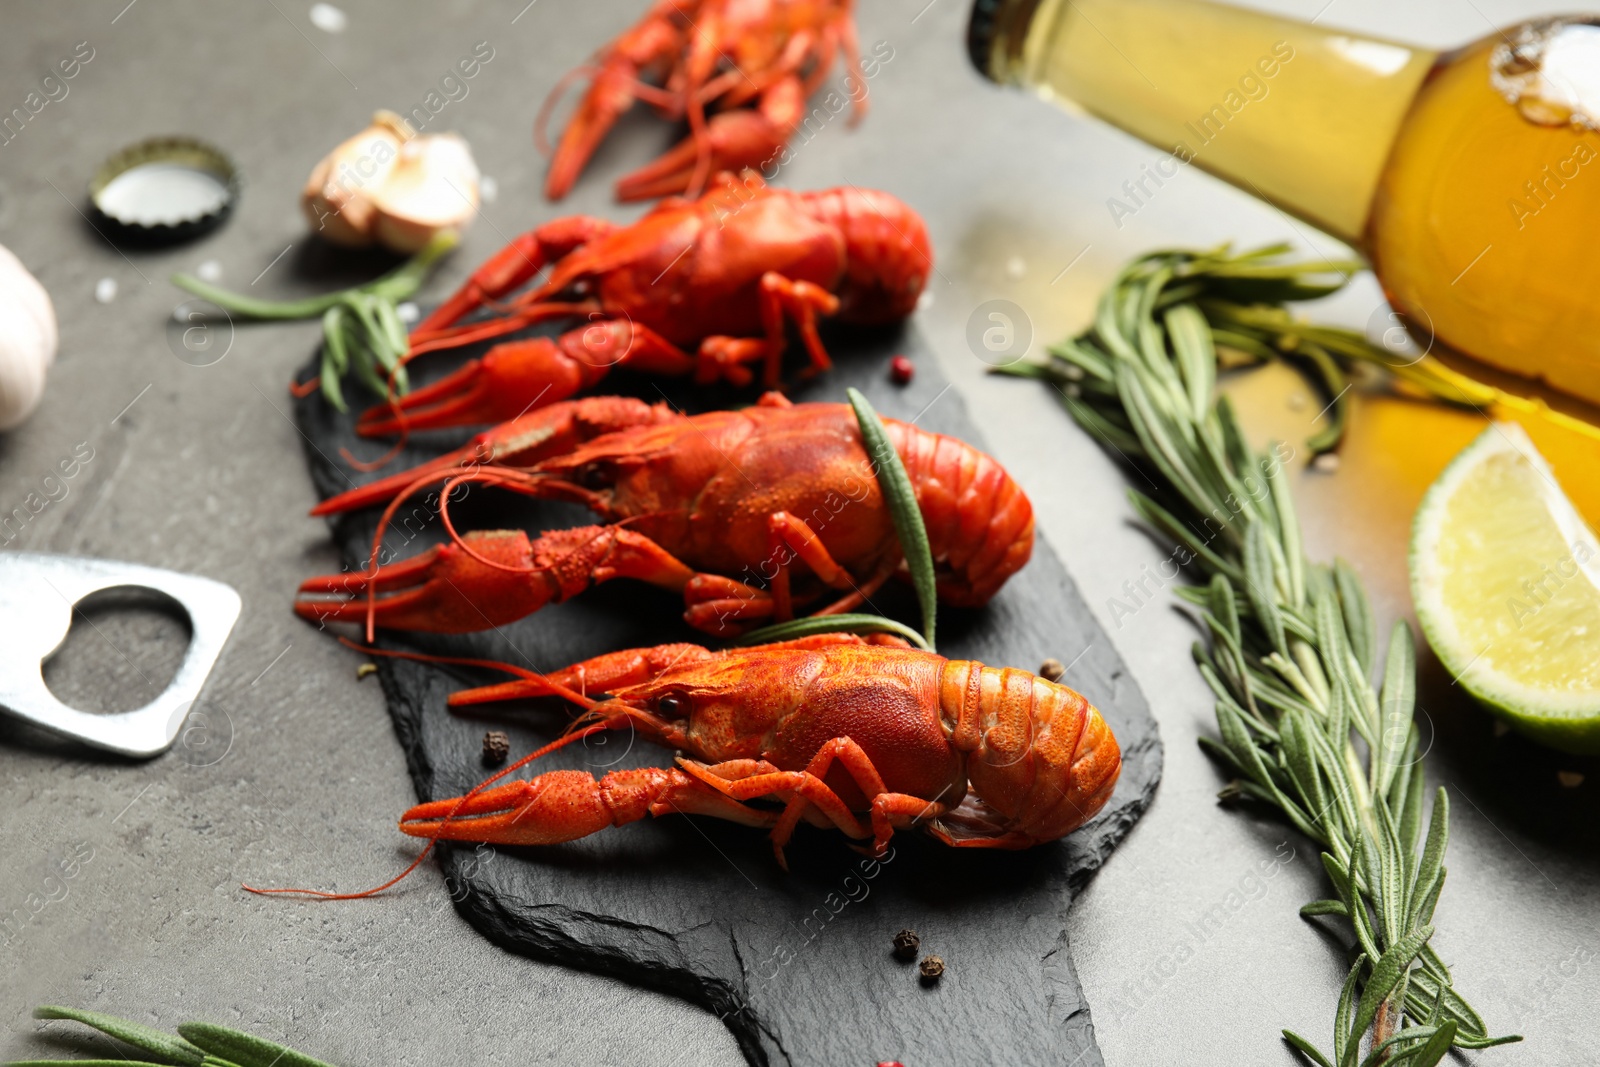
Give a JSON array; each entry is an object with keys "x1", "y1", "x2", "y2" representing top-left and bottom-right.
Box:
[{"x1": 1411, "y1": 422, "x2": 1600, "y2": 753}]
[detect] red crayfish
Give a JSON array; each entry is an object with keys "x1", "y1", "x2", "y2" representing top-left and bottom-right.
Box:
[
  {"x1": 358, "y1": 173, "x2": 931, "y2": 436},
  {"x1": 296, "y1": 392, "x2": 1035, "y2": 636},
  {"x1": 539, "y1": 0, "x2": 867, "y2": 201},
  {"x1": 401, "y1": 634, "x2": 1123, "y2": 865}
]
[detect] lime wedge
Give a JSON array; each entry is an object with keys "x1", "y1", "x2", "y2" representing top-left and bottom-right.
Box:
[{"x1": 1411, "y1": 422, "x2": 1600, "y2": 753}]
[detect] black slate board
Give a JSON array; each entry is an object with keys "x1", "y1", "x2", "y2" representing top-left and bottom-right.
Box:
[{"x1": 294, "y1": 320, "x2": 1162, "y2": 1067}]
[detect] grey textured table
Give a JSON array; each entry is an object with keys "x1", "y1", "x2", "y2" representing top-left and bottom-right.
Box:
[{"x1": 1, "y1": 2, "x2": 1594, "y2": 1065}]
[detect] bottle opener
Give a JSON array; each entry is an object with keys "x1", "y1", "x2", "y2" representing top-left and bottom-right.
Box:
[{"x1": 0, "y1": 552, "x2": 241, "y2": 758}]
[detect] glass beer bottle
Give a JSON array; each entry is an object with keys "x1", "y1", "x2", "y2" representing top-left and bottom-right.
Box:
[{"x1": 968, "y1": 0, "x2": 1600, "y2": 461}]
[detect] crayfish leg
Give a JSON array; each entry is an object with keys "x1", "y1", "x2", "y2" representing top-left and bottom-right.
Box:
[
  {"x1": 678, "y1": 751, "x2": 876, "y2": 871},
  {"x1": 922, "y1": 795, "x2": 1038, "y2": 850},
  {"x1": 755, "y1": 271, "x2": 839, "y2": 386}
]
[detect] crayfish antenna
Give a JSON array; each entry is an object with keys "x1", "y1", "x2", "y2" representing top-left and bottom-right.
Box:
[
  {"x1": 242, "y1": 717, "x2": 615, "y2": 901},
  {"x1": 315, "y1": 396, "x2": 672, "y2": 517}
]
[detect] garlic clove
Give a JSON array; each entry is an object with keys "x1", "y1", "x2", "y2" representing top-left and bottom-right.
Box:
[
  {"x1": 0, "y1": 243, "x2": 58, "y2": 432},
  {"x1": 368, "y1": 133, "x2": 480, "y2": 255},
  {"x1": 302, "y1": 111, "x2": 410, "y2": 248}
]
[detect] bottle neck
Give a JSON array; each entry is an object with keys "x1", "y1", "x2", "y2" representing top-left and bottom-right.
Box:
[{"x1": 973, "y1": 0, "x2": 1438, "y2": 247}]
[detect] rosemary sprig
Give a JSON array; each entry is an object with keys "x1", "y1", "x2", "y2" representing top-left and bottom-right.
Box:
[
  {"x1": 16, "y1": 1007, "x2": 339, "y2": 1067},
  {"x1": 997, "y1": 246, "x2": 1521, "y2": 1064},
  {"x1": 171, "y1": 230, "x2": 458, "y2": 411}
]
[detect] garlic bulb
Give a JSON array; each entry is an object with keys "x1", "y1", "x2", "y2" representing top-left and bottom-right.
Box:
[
  {"x1": 0, "y1": 243, "x2": 58, "y2": 431},
  {"x1": 302, "y1": 111, "x2": 479, "y2": 254}
]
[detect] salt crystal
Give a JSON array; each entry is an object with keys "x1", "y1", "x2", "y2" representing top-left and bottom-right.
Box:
[
  {"x1": 1006, "y1": 256, "x2": 1026, "y2": 280},
  {"x1": 916, "y1": 290, "x2": 934, "y2": 311},
  {"x1": 94, "y1": 277, "x2": 117, "y2": 304},
  {"x1": 197, "y1": 259, "x2": 223, "y2": 282},
  {"x1": 310, "y1": 3, "x2": 347, "y2": 32},
  {"x1": 1312, "y1": 453, "x2": 1341, "y2": 473},
  {"x1": 480, "y1": 175, "x2": 498, "y2": 203},
  {"x1": 396, "y1": 301, "x2": 420, "y2": 324}
]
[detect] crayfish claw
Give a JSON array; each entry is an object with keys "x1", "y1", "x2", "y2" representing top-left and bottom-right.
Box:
[
  {"x1": 294, "y1": 530, "x2": 556, "y2": 634},
  {"x1": 402, "y1": 766, "x2": 776, "y2": 847},
  {"x1": 356, "y1": 337, "x2": 595, "y2": 437},
  {"x1": 401, "y1": 774, "x2": 615, "y2": 846},
  {"x1": 614, "y1": 103, "x2": 795, "y2": 202}
]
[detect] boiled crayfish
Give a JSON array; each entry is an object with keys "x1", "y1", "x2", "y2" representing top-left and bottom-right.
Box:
[
  {"x1": 539, "y1": 0, "x2": 865, "y2": 201},
  {"x1": 401, "y1": 634, "x2": 1122, "y2": 865},
  {"x1": 296, "y1": 392, "x2": 1034, "y2": 636},
  {"x1": 358, "y1": 173, "x2": 931, "y2": 436}
]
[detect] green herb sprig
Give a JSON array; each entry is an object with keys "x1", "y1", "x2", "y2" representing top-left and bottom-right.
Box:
[
  {"x1": 997, "y1": 245, "x2": 1521, "y2": 1064},
  {"x1": 15, "y1": 1007, "x2": 339, "y2": 1067},
  {"x1": 171, "y1": 230, "x2": 458, "y2": 411},
  {"x1": 737, "y1": 388, "x2": 939, "y2": 651}
]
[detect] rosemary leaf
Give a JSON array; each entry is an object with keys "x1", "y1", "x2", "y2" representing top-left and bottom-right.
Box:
[
  {"x1": 1407, "y1": 1021, "x2": 1459, "y2": 1067},
  {"x1": 1244, "y1": 523, "x2": 1289, "y2": 658},
  {"x1": 1284, "y1": 1031, "x2": 1336, "y2": 1067},
  {"x1": 1333, "y1": 560, "x2": 1376, "y2": 679},
  {"x1": 176, "y1": 1024, "x2": 338, "y2": 1067},
  {"x1": 1166, "y1": 304, "x2": 1215, "y2": 424},
  {"x1": 735, "y1": 612, "x2": 931, "y2": 651},
  {"x1": 847, "y1": 388, "x2": 937, "y2": 649},
  {"x1": 1334, "y1": 954, "x2": 1365, "y2": 1066},
  {"x1": 1347, "y1": 926, "x2": 1435, "y2": 1066},
  {"x1": 1300, "y1": 898, "x2": 1347, "y2": 918},
  {"x1": 30, "y1": 1008, "x2": 204, "y2": 1067},
  {"x1": 1411, "y1": 789, "x2": 1449, "y2": 923},
  {"x1": 1376, "y1": 623, "x2": 1417, "y2": 796}
]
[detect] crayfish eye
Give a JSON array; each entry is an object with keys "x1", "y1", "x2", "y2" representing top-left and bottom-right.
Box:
[
  {"x1": 576, "y1": 465, "x2": 609, "y2": 489},
  {"x1": 657, "y1": 693, "x2": 689, "y2": 717}
]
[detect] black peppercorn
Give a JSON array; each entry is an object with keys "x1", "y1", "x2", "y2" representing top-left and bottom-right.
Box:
[
  {"x1": 482, "y1": 730, "x2": 510, "y2": 765},
  {"x1": 919, "y1": 955, "x2": 945, "y2": 983},
  {"x1": 892, "y1": 928, "x2": 920, "y2": 961}
]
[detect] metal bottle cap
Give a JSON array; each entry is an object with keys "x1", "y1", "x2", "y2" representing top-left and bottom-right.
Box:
[
  {"x1": 88, "y1": 136, "x2": 240, "y2": 244},
  {"x1": 967, "y1": 0, "x2": 1045, "y2": 84},
  {"x1": 967, "y1": 0, "x2": 1008, "y2": 79}
]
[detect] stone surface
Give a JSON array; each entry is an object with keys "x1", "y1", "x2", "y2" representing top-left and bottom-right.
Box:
[
  {"x1": 3, "y1": 4, "x2": 1595, "y2": 1066},
  {"x1": 294, "y1": 326, "x2": 1164, "y2": 1067}
]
